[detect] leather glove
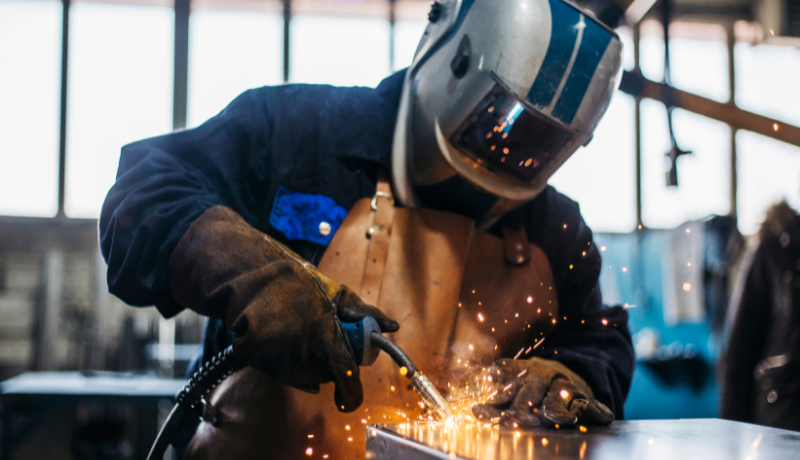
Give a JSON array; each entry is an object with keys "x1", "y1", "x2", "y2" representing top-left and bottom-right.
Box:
[
  {"x1": 168, "y1": 206, "x2": 399, "y2": 413},
  {"x1": 472, "y1": 357, "x2": 613, "y2": 428}
]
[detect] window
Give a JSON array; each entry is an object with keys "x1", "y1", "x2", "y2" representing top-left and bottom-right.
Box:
[
  {"x1": 640, "y1": 101, "x2": 731, "y2": 228},
  {"x1": 737, "y1": 131, "x2": 800, "y2": 235},
  {"x1": 65, "y1": 2, "x2": 174, "y2": 219},
  {"x1": 187, "y1": 8, "x2": 284, "y2": 128},
  {"x1": 639, "y1": 20, "x2": 729, "y2": 103},
  {"x1": 735, "y1": 42, "x2": 800, "y2": 126},
  {"x1": 392, "y1": 0, "x2": 428, "y2": 71},
  {"x1": 290, "y1": 0, "x2": 391, "y2": 87},
  {"x1": 548, "y1": 93, "x2": 637, "y2": 233},
  {"x1": 0, "y1": 0, "x2": 62, "y2": 217}
]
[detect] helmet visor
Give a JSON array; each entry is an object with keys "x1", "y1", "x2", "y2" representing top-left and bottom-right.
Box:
[{"x1": 451, "y1": 87, "x2": 575, "y2": 183}]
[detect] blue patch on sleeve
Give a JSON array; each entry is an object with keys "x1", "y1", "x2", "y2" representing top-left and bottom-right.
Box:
[{"x1": 269, "y1": 186, "x2": 348, "y2": 246}]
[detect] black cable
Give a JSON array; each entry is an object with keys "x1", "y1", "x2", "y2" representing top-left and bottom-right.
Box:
[{"x1": 369, "y1": 332, "x2": 418, "y2": 378}]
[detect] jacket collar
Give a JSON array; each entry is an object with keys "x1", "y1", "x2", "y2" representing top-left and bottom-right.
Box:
[{"x1": 333, "y1": 69, "x2": 407, "y2": 171}]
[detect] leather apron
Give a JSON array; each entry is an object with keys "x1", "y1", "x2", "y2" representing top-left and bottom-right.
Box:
[{"x1": 184, "y1": 177, "x2": 558, "y2": 460}]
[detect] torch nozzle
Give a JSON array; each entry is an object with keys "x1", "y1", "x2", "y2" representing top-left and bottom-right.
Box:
[{"x1": 369, "y1": 332, "x2": 453, "y2": 422}]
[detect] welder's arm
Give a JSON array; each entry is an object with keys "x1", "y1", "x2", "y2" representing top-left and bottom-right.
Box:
[
  {"x1": 720, "y1": 247, "x2": 770, "y2": 423},
  {"x1": 168, "y1": 205, "x2": 398, "y2": 412},
  {"x1": 522, "y1": 189, "x2": 634, "y2": 420}
]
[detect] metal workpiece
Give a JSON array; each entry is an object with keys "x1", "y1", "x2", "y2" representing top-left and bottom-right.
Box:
[
  {"x1": 366, "y1": 419, "x2": 800, "y2": 460},
  {"x1": 411, "y1": 374, "x2": 454, "y2": 422}
]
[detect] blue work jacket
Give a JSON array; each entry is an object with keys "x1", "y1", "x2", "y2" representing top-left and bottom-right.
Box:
[{"x1": 99, "y1": 70, "x2": 633, "y2": 418}]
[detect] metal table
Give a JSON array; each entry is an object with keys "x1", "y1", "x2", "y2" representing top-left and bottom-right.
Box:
[
  {"x1": 1, "y1": 371, "x2": 185, "y2": 459},
  {"x1": 366, "y1": 419, "x2": 800, "y2": 460}
]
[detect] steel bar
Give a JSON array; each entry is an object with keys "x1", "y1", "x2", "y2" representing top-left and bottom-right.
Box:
[{"x1": 619, "y1": 71, "x2": 800, "y2": 148}]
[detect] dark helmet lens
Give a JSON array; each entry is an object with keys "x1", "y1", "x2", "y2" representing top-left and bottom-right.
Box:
[{"x1": 451, "y1": 88, "x2": 574, "y2": 182}]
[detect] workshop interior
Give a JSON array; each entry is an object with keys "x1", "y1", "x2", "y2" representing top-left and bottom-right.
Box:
[{"x1": 1, "y1": 0, "x2": 800, "y2": 458}]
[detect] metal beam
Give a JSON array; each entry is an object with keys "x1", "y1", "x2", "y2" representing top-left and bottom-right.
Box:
[
  {"x1": 173, "y1": 0, "x2": 190, "y2": 130},
  {"x1": 619, "y1": 71, "x2": 800, "y2": 148},
  {"x1": 57, "y1": 0, "x2": 70, "y2": 218},
  {"x1": 283, "y1": 0, "x2": 291, "y2": 83}
]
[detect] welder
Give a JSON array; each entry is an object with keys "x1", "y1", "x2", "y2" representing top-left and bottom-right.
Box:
[{"x1": 99, "y1": 0, "x2": 634, "y2": 458}]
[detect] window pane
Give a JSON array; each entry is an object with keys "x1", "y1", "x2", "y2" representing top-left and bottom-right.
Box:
[
  {"x1": 617, "y1": 26, "x2": 635, "y2": 72},
  {"x1": 735, "y1": 43, "x2": 800, "y2": 126},
  {"x1": 548, "y1": 94, "x2": 637, "y2": 233},
  {"x1": 736, "y1": 131, "x2": 800, "y2": 235},
  {"x1": 641, "y1": 101, "x2": 731, "y2": 228},
  {"x1": 393, "y1": 20, "x2": 426, "y2": 71},
  {"x1": 290, "y1": 15, "x2": 390, "y2": 87},
  {"x1": 0, "y1": 0, "x2": 61, "y2": 217},
  {"x1": 188, "y1": 9, "x2": 284, "y2": 128},
  {"x1": 66, "y1": 3, "x2": 174, "y2": 219},
  {"x1": 640, "y1": 21, "x2": 729, "y2": 102}
]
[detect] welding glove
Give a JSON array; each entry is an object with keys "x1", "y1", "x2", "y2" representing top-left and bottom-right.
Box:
[
  {"x1": 168, "y1": 206, "x2": 399, "y2": 413},
  {"x1": 472, "y1": 357, "x2": 613, "y2": 428}
]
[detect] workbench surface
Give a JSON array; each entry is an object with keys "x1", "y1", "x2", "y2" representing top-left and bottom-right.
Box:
[{"x1": 366, "y1": 419, "x2": 800, "y2": 460}]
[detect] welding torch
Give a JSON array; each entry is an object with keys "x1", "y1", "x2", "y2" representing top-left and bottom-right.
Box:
[{"x1": 147, "y1": 317, "x2": 452, "y2": 460}]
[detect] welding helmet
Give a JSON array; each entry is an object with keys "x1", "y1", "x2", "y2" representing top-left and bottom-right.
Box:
[{"x1": 392, "y1": 0, "x2": 623, "y2": 220}]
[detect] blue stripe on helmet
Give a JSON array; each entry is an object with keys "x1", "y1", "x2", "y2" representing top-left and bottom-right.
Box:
[
  {"x1": 525, "y1": 0, "x2": 581, "y2": 109},
  {"x1": 551, "y1": 18, "x2": 612, "y2": 125}
]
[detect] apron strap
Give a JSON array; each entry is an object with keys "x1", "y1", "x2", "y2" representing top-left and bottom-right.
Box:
[{"x1": 359, "y1": 169, "x2": 395, "y2": 305}]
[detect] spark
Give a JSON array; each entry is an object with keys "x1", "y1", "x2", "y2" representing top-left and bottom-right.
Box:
[
  {"x1": 555, "y1": 424, "x2": 560, "y2": 429},
  {"x1": 563, "y1": 224, "x2": 567, "y2": 229},
  {"x1": 527, "y1": 296, "x2": 533, "y2": 303},
  {"x1": 570, "y1": 264, "x2": 574, "y2": 270},
  {"x1": 683, "y1": 282, "x2": 691, "y2": 292},
  {"x1": 515, "y1": 313, "x2": 519, "y2": 317},
  {"x1": 542, "y1": 438, "x2": 549, "y2": 446},
  {"x1": 306, "y1": 447, "x2": 313, "y2": 456},
  {"x1": 537, "y1": 308, "x2": 541, "y2": 313},
  {"x1": 623, "y1": 304, "x2": 637, "y2": 309},
  {"x1": 400, "y1": 366, "x2": 408, "y2": 376},
  {"x1": 648, "y1": 439, "x2": 654, "y2": 446},
  {"x1": 686, "y1": 228, "x2": 691, "y2": 234},
  {"x1": 323, "y1": 455, "x2": 329, "y2": 459},
  {"x1": 477, "y1": 313, "x2": 484, "y2": 322},
  {"x1": 579, "y1": 425, "x2": 588, "y2": 433},
  {"x1": 348, "y1": 437, "x2": 353, "y2": 442},
  {"x1": 503, "y1": 383, "x2": 513, "y2": 391},
  {"x1": 503, "y1": 148, "x2": 509, "y2": 154},
  {"x1": 601, "y1": 319, "x2": 608, "y2": 326},
  {"x1": 361, "y1": 419, "x2": 367, "y2": 424},
  {"x1": 346, "y1": 370, "x2": 352, "y2": 377},
  {"x1": 770, "y1": 28, "x2": 775, "y2": 35},
  {"x1": 469, "y1": 344, "x2": 474, "y2": 350},
  {"x1": 513, "y1": 348, "x2": 524, "y2": 359},
  {"x1": 600, "y1": 246, "x2": 607, "y2": 252},
  {"x1": 525, "y1": 346, "x2": 532, "y2": 353},
  {"x1": 533, "y1": 338, "x2": 545, "y2": 349},
  {"x1": 688, "y1": 262, "x2": 692, "y2": 267},
  {"x1": 622, "y1": 267, "x2": 627, "y2": 272},
  {"x1": 345, "y1": 425, "x2": 350, "y2": 431},
  {"x1": 488, "y1": 390, "x2": 498, "y2": 399},
  {"x1": 488, "y1": 106, "x2": 494, "y2": 112},
  {"x1": 774, "y1": 123, "x2": 779, "y2": 131},
  {"x1": 560, "y1": 389, "x2": 570, "y2": 399},
  {"x1": 391, "y1": 386, "x2": 396, "y2": 392},
  {"x1": 518, "y1": 369, "x2": 528, "y2": 377}
]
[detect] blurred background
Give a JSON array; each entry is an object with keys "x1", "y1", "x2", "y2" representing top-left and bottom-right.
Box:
[{"x1": 0, "y1": 0, "x2": 799, "y2": 458}]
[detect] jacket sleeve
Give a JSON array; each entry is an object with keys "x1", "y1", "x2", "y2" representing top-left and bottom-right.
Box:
[
  {"x1": 99, "y1": 89, "x2": 272, "y2": 318},
  {"x1": 720, "y1": 245, "x2": 771, "y2": 423},
  {"x1": 528, "y1": 187, "x2": 635, "y2": 419}
]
